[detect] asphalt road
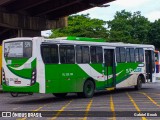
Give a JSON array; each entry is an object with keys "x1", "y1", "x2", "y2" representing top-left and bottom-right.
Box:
[{"x1": 0, "y1": 82, "x2": 160, "y2": 120}]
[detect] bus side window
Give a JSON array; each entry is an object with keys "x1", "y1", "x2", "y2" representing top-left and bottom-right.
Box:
[
  {"x1": 126, "y1": 48, "x2": 130, "y2": 62},
  {"x1": 116, "y1": 47, "x2": 126, "y2": 63},
  {"x1": 60, "y1": 45, "x2": 75, "y2": 64},
  {"x1": 135, "y1": 48, "x2": 139, "y2": 62},
  {"x1": 116, "y1": 48, "x2": 120, "y2": 62},
  {"x1": 139, "y1": 48, "x2": 144, "y2": 62},
  {"x1": 50, "y1": 45, "x2": 58, "y2": 64},
  {"x1": 76, "y1": 46, "x2": 89, "y2": 63},
  {"x1": 82, "y1": 46, "x2": 90, "y2": 63},
  {"x1": 90, "y1": 46, "x2": 103, "y2": 63},
  {"x1": 135, "y1": 48, "x2": 144, "y2": 62},
  {"x1": 41, "y1": 46, "x2": 51, "y2": 64},
  {"x1": 126, "y1": 48, "x2": 135, "y2": 63},
  {"x1": 96, "y1": 47, "x2": 103, "y2": 63},
  {"x1": 120, "y1": 47, "x2": 126, "y2": 62},
  {"x1": 76, "y1": 46, "x2": 82, "y2": 63},
  {"x1": 67, "y1": 46, "x2": 75, "y2": 63},
  {"x1": 90, "y1": 46, "x2": 96, "y2": 63},
  {"x1": 130, "y1": 48, "x2": 135, "y2": 62}
]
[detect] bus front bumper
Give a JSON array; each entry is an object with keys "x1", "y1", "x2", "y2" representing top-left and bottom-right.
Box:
[{"x1": 2, "y1": 82, "x2": 39, "y2": 93}]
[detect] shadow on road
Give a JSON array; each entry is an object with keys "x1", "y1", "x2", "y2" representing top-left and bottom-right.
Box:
[{"x1": 8, "y1": 87, "x2": 153, "y2": 105}]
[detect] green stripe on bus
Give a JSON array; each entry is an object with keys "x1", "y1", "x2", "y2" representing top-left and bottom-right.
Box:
[{"x1": 7, "y1": 59, "x2": 36, "y2": 79}]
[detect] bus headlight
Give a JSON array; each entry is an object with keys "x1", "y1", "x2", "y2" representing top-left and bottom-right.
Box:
[{"x1": 31, "y1": 69, "x2": 36, "y2": 85}]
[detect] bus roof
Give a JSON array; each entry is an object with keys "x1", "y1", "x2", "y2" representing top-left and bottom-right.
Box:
[
  {"x1": 2, "y1": 37, "x2": 33, "y2": 42},
  {"x1": 56, "y1": 36, "x2": 106, "y2": 42},
  {"x1": 3, "y1": 37, "x2": 155, "y2": 49},
  {"x1": 44, "y1": 38, "x2": 154, "y2": 49}
]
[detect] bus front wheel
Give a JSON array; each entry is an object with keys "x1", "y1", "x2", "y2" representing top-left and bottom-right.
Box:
[
  {"x1": 78, "y1": 80, "x2": 95, "y2": 98},
  {"x1": 10, "y1": 92, "x2": 18, "y2": 97},
  {"x1": 53, "y1": 93, "x2": 67, "y2": 98},
  {"x1": 135, "y1": 76, "x2": 142, "y2": 90}
]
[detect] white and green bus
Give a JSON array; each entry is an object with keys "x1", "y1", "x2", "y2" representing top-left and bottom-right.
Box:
[{"x1": 2, "y1": 36, "x2": 156, "y2": 98}]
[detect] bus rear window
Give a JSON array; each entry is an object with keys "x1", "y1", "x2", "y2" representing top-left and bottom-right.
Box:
[{"x1": 4, "y1": 41, "x2": 32, "y2": 58}]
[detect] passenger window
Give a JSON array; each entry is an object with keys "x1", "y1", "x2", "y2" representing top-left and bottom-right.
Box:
[
  {"x1": 41, "y1": 45, "x2": 51, "y2": 64},
  {"x1": 126, "y1": 48, "x2": 130, "y2": 62},
  {"x1": 41, "y1": 45, "x2": 59, "y2": 64},
  {"x1": 91, "y1": 46, "x2": 96, "y2": 63},
  {"x1": 135, "y1": 48, "x2": 144, "y2": 62},
  {"x1": 116, "y1": 48, "x2": 120, "y2": 62},
  {"x1": 96, "y1": 47, "x2": 103, "y2": 63},
  {"x1": 116, "y1": 47, "x2": 126, "y2": 63},
  {"x1": 76, "y1": 46, "x2": 90, "y2": 63},
  {"x1": 126, "y1": 48, "x2": 135, "y2": 62},
  {"x1": 50, "y1": 45, "x2": 59, "y2": 63},
  {"x1": 76, "y1": 46, "x2": 82, "y2": 63},
  {"x1": 120, "y1": 47, "x2": 126, "y2": 62},
  {"x1": 82, "y1": 46, "x2": 90, "y2": 63},
  {"x1": 130, "y1": 48, "x2": 135, "y2": 62},
  {"x1": 91, "y1": 46, "x2": 103, "y2": 63},
  {"x1": 60, "y1": 45, "x2": 75, "y2": 64},
  {"x1": 135, "y1": 48, "x2": 139, "y2": 62},
  {"x1": 139, "y1": 48, "x2": 144, "y2": 62}
]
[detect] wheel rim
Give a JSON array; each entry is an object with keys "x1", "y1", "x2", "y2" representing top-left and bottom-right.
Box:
[
  {"x1": 87, "y1": 84, "x2": 92, "y2": 94},
  {"x1": 85, "y1": 81, "x2": 94, "y2": 96}
]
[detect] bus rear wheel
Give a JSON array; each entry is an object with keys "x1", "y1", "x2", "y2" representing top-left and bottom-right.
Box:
[
  {"x1": 10, "y1": 92, "x2": 18, "y2": 97},
  {"x1": 78, "y1": 80, "x2": 95, "y2": 98},
  {"x1": 135, "y1": 76, "x2": 142, "y2": 90},
  {"x1": 53, "y1": 93, "x2": 67, "y2": 98}
]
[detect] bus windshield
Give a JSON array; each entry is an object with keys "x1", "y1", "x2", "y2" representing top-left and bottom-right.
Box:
[{"x1": 4, "y1": 41, "x2": 32, "y2": 58}]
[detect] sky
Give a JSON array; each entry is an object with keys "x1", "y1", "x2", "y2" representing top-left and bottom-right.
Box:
[{"x1": 41, "y1": 0, "x2": 160, "y2": 36}]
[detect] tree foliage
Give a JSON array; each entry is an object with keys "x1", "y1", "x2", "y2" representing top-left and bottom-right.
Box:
[
  {"x1": 148, "y1": 19, "x2": 160, "y2": 48},
  {"x1": 50, "y1": 10, "x2": 160, "y2": 49},
  {"x1": 50, "y1": 14, "x2": 108, "y2": 38},
  {"x1": 107, "y1": 10, "x2": 150, "y2": 44}
]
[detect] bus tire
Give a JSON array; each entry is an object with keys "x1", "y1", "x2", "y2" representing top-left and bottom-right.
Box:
[
  {"x1": 135, "y1": 76, "x2": 142, "y2": 90},
  {"x1": 82, "y1": 80, "x2": 95, "y2": 98},
  {"x1": 11, "y1": 92, "x2": 18, "y2": 97},
  {"x1": 53, "y1": 93, "x2": 67, "y2": 98}
]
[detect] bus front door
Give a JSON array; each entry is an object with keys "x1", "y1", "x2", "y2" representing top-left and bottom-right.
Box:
[
  {"x1": 104, "y1": 49, "x2": 116, "y2": 88},
  {"x1": 145, "y1": 50, "x2": 155, "y2": 82}
]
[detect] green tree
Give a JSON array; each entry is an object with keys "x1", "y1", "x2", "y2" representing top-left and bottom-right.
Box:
[
  {"x1": 130, "y1": 11, "x2": 150, "y2": 44},
  {"x1": 148, "y1": 19, "x2": 160, "y2": 49},
  {"x1": 107, "y1": 10, "x2": 150, "y2": 44},
  {"x1": 107, "y1": 10, "x2": 133, "y2": 43},
  {"x1": 50, "y1": 14, "x2": 108, "y2": 39}
]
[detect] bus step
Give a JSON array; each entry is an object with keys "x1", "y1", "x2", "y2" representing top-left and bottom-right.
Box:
[{"x1": 106, "y1": 87, "x2": 115, "y2": 91}]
